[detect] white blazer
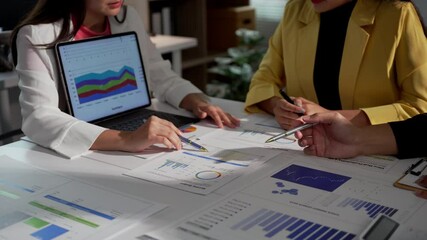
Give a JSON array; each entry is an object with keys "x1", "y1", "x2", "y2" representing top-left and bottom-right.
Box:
[{"x1": 15, "y1": 6, "x2": 201, "y2": 158}]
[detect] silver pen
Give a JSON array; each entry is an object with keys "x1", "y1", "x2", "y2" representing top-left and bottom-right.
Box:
[{"x1": 265, "y1": 123, "x2": 318, "y2": 143}]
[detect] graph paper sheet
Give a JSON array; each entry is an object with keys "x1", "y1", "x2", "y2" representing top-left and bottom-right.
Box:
[
  {"x1": 142, "y1": 152, "x2": 426, "y2": 240},
  {"x1": 124, "y1": 135, "x2": 280, "y2": 195},
  {"x1": 0, "y1": 155, "x2": 166, "y2": 240}
]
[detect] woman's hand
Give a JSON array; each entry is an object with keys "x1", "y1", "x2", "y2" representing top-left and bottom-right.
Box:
[
  {"x1": 92, "y1": 116, "x2": 183, "y2": 152},
  {"x1": 191, "y1": 101, "x2": 240, "y2": 128},
  {"x1": 272, "y1": 98, "x2": 305, "y2": 129},
  {"x1": 295, "y1": 112, "x2": 396, "y2": 159},
  {"x1": 270, "y1": 96, "x2": 328, "y2": 130},
  {"x1": 415, "y1": 176, "x2": 427, "y2": 199},
  {"x1": 293, "y1": 97, "x2": 329, "y2": 116},
  {"x1": 180, "y1": 93, "x2": 240, "y2": 128},
  {"x1": 295, "y1": 112, "x2": 363, "y2": 158}
]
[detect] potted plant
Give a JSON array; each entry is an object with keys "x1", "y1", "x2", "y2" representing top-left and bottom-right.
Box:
[{"x1": 208, "y1": 28, "x2": 265, "y2": 102}]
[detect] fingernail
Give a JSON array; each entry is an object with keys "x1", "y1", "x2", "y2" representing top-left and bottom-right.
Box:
[
  {"x1": 414, "y1": 190, "x2": 426, "y2": 198},
  {"x1": 416, "y1": 175, "x2": 427, "y2": 187}
]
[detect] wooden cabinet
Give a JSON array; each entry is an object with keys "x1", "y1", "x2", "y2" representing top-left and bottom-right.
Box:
[
  {"x1": 155, "y1": 0, "x2": 250, "y2": 91},
  {"x1": 127, "y1": 0, "x2": 251, "y2": 91}
]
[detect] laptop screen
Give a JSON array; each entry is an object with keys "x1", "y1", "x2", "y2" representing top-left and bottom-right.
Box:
[{"x1": 56, "y1": 31, "x2": 151, "y2": 122}]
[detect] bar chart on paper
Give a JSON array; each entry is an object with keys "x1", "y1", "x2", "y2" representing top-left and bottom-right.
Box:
[
  {"x1": 240, "y1": 161, "x2": 424, "y2": 228},
  {"x1": 337, "y1": 197, "x2": 398, "y2": 219},
  {"x1": 0, "y1": 211, "x2": 70, "y2": 240},
  {"x1": 163, "y1": 193, "x2": 358, "y2": 240},
  {"x1": 125, "y1": 151, "x2": 252, "y2": 195},
  {"x1": 231, "y1": 208, "x2": 356, "y2": 239},
  {"x1": 0, "y1": 155, "x2": 165, "y2": 240},
  {"x1": 145, "y1": 156, "x2": 427, "y2": 240},
  {"x1": 124, "y1": 140, "x2": 280, "y2": 195},
  {"x1": 158, "y1": 160, "x2": 189, "y2": 170}
]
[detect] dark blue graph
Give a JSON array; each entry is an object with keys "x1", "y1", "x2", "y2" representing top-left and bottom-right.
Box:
[
  {"x1": 272, "y1": 182, "x2": 298, "y2": 195},
  {"x1": 272, "y1": 165, "x2": 351, "y2": 192},
  {"x1": 231, "y1": 208, "x2": 356, "y2": 239},
  {"x1": 338, "y1": 197, "x2": 398, "y2": 219}
]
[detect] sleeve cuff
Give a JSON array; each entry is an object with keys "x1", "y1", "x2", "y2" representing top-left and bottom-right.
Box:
[
  {"x1": 245, "y1": 84, "x2": 280, "y2": 113},
  {"x1": 361, "y1": 105, "x2": 400, "y2": 125},
  {"x1": 53, "y1": 122, "x2": 106, "y2": 159}
]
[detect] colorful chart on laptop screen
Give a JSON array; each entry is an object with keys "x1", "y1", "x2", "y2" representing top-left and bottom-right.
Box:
[
  {"x1": 56, "y1": 32, "x2": 151, "y2": 122},
  {"x1": 75, "y1": 65, "x2": 138, "y2": 104}
]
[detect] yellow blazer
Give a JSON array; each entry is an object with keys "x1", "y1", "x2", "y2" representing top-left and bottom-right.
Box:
[{"x1": 245, "y1": 0, "x2": 427, "y2": 124}]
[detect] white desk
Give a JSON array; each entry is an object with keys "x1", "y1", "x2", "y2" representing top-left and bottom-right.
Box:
[
  {"x1": 150, "y1": 35, "x2": 197, "y2": 77},
  {"x1": 0, "y1": 98, "x2": 425, "y2": 240}
]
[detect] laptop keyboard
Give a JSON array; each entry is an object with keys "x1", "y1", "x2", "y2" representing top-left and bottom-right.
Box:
[{"x1": 109, "y1": 109, "x2": 199, "y2": 131}]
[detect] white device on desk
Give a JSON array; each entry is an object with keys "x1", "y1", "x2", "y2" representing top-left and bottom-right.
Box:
[{"x1": 359, "y1": 214, "x2": 399, "y2": 240}]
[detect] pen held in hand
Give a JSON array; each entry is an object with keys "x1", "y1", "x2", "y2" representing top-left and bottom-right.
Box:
[
  {"x1": 279, "y1": 89, "x2": 304, "y2": 116},
  {"x1": 265, "y1": 123, "x2": 318, "y2": 143},
  {"x1": 178, "y1": 135, "x2": 208, "y2": 152}
]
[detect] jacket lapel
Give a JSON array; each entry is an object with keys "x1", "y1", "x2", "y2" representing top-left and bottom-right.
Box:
[
  {"x1": 296, "y1": 1, "x2": 319, "y2": 102},
  {"x1": 339, "y1": 0, "x2": 379, "y2": 109}
]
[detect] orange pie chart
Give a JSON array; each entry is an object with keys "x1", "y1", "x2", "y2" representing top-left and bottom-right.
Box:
[{"x1": 182, "y1": 125, "x2": 197, "y2": 133}]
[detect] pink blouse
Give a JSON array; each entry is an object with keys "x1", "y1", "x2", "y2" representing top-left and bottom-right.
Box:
[{"x1": 74, "y1": 17, "x2": 111, "y2": 40}]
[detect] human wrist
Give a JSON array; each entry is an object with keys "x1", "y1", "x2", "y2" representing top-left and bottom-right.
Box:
[
  {"x1": 259, "y1": 96, "x2": 281, "y2": 115},
  {"x1": 338, "y1": 110, "x2": 371, "y2": 127},
  {"x1": 116, "y1": 131, "x2": 134, "y2": 151},
  {"x1": 92, "y1": 129, "x2": 131, "y2": 152},
  {"x1": 354, "y1": 126, "x2": 374, "y2": 156},
  {"x1": 356, "y1": 124, "x2": 397, "y2": 156},
  {"x1": 180, "y1": 93, "x2": 210, "y2": 111}
]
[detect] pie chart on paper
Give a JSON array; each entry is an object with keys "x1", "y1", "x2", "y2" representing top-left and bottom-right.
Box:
[
  {"x1": 196, "y1": 170, "x2": 222, "y2": 180},
  {"x1": 182, "y1": 125, "x2": 197, "y2": 133}
]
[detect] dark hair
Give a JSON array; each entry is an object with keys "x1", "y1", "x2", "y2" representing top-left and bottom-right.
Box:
[{"x1": 10, "y1": 0, "x2": 127, "y2": 66}]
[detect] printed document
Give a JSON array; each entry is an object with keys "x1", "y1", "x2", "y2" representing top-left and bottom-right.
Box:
[{"x1": 0, "y1": 155, "x2": 166, "y2": 240}]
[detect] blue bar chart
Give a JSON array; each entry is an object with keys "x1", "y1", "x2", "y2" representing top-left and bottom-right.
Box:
[
  {"x1": 31, "y1": 224, "x2": 69, "y2": 240},
  {"x1": 231, "y1": 208, "x2": 356, "y2": 239},
  {"x1": 0, "y1": 211, "x2": 70, "y2": 240},
  {"x1": 158, "y1": 160, "x2": 189, "y2": 170},
  {"x1": 337, "y1": 197, "x2": 398, "y2": 218}
]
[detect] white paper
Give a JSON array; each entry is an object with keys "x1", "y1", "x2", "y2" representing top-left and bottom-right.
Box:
[
  {"x1": 83, "y1": 123, "x2": 219, "y2": 170},
  {"x1": 203, "y1": 119, "x2": 303, "y2": 151},
  {"x1": 145, "y1": 153, "x2": 425, "y2": 240},
  {"x1": 83, "y1": 148, "x2": 165, "y2": 170},
  {"x1": 124, "y1": 137, "x2": 280, "y2": 195},
  {"x1": 0, "y1": 155, "x2": 166, "y2": 240},
  {"x1": 323, "y1": 155, "x2": 400, "y2": 174}
]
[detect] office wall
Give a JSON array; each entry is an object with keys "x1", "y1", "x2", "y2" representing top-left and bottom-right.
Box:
[
  {"x1": 0, "y1": 0, "x2": 37, "y2": 31},
  {"x1": 412, "y1": 0, "x2": 427, "y2": 21},
  {"x1": 250, "y1": 0, "x2": 288, "y2": 46},
  {"x1": 125, "y1": 0, "x2": 150, "y2": 32}
]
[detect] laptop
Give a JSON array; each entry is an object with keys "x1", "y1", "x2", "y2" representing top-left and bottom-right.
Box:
[{"x1": 55, "y1": 31, "x2": 198, "y2": 131}]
